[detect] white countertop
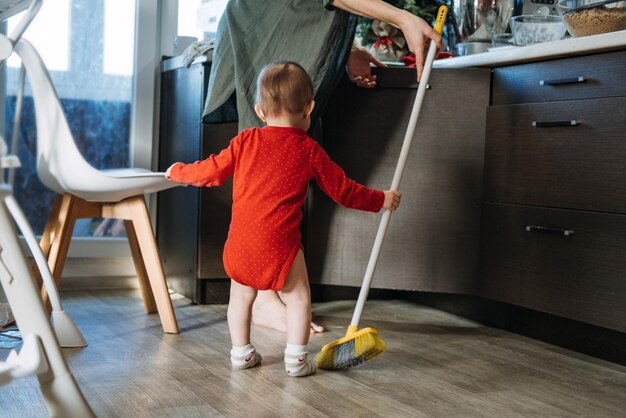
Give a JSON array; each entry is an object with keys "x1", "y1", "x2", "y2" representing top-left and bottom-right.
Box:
[{"x1": 433, "y1": 30, "x2": 626, "y2": 69}]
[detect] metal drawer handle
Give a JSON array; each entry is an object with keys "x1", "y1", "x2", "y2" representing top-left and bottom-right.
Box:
[
  {"x1": 532, "y1": 120, "x2": 579, "y2": 128},
  {"x1": 539, "y1": 76, "x2": 586, "y2": 86},
  {"x1": 526, "y1": 225, "x2": 575, "y2": 236}
]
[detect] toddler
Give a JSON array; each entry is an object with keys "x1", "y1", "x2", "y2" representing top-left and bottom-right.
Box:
[{"x1": 166, "y1": 61, "x2": 401, "y2": 377}]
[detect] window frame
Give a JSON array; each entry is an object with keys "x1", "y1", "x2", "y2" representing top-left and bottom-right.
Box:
[{"x1": 2, "y1": 0, "x2": 175, "y2": 262}]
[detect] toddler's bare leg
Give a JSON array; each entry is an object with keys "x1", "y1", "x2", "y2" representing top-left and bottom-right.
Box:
[
  {"x1": 279, "y1": 250, "x2": 312, "y2": 345},
  {"x1": 279, "y1": 250, "x2": 317, "y2": 377},
  {"x1": 252, "y1": 291, "x2": 324, "y2": 333},
  {"x1": 228, "y1": 279, "x2": 257, "y2": 347}
]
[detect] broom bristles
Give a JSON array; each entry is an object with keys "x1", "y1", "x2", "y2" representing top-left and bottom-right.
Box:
[{"x1": 315, "y1": 327, "x2": 386, "y2": 370}]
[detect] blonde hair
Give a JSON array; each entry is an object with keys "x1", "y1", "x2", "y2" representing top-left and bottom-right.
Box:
[{"x1": 256, "y1": 61, "x2": 314, "y2": 118}]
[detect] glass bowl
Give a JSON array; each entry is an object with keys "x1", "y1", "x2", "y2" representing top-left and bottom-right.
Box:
[
  {"x1": 509, "y1": 15, "x2": 567, "y2": 45},
  {"x1": 557, "y1": 0, "x2": 626, "y2": 37}
]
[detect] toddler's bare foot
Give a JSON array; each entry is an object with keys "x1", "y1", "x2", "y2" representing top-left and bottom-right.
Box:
[
  {"x1": 309, "y1": 321, "x2": 324, "y2": 334},
  {"x1": 252, "y1": 291, "x2": 325, "y2": 333}
]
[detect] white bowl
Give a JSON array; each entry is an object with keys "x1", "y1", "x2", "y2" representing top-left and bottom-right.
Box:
[{"x1": 509, "y1": 15, "x2": 567, "y2": 45}]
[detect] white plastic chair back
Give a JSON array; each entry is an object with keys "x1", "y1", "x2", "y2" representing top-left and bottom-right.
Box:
[{"x1": 13, "y1": 39, "x2": 175, "y2": 202}]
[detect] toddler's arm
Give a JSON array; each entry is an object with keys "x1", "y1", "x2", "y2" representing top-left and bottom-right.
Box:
[
  {"x1": 310, "y1": 142, "x2": 385, "y2": 212},
  {"x1": 167, "y1": 135, "x2": 240, "y2": 187}
]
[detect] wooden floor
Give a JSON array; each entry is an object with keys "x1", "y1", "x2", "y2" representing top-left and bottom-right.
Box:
[{"x1": 2, "y1": 289, "x2": 626, "y2": 417}]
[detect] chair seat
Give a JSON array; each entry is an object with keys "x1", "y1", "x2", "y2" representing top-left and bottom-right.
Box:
[
  {"x1": 50, "y1": 168, "x2": 178, "y2": 203},
  {"x1": 102, "y1": 167, "x2": 166, "y2": 178}
]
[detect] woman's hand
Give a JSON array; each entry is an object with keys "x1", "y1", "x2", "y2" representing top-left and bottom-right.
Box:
[
  {"x1": 329, "y1": 1, "x2": 443, "y2": 82},
  {"x1": 347, "y1": 46, "x2": 386, "y2": 88},
  {"x1": 383, "y1": 190, "x2": 401, "y2": 211},
  {"x1": 397, "y1": 10, "x2": 443, "y2": 81}
]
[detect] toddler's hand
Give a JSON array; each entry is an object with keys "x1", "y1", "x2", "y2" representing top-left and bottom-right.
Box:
[
  {"x1": 165, "y1": 163, "x2": 178, "y2": 180},
  {"x1": 383, "y1": 190, "x2": 401, "y2": 211}
]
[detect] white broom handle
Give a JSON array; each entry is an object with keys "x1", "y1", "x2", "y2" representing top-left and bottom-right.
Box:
[{"x1": 350, "y1": 37, "x2": 440, "y2": 328}]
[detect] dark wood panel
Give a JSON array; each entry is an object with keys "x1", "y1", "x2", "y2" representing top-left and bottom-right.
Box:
[
  {"x1": 484, "y1": 96, "x2": 626, "y2": 213},
  {"x1": 480, "y1": 203, "x2": 626, "y2": 333},
  {"x1": 307, "y1": 68, "x2": 490, "y2": 293},
  {"x1": 157, "y1": 64, "x2": 206, "y2": 301},
  {"x1": 197, "y1": 122, "x2": 238, "y2": 279},
  {"x1": 492, "y1": 50, "x2": 626, "y2": 105}
]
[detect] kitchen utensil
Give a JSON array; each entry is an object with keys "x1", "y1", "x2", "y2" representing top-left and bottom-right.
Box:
[
  {"x1": 509, "y1": 14, "x2": 567, "y2": 45},
  {"x1": 315, "y1": 6, "x2": 448, "y2": 370},
  {"x1": 456, "y1": 0, "x2": 516, "y2": 41},
  {"x1": 557, "y1": 0, "x2": 626, "y2": 36}
]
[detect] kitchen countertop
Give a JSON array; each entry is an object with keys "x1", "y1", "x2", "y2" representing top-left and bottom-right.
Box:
[{"x1": 434, "y1": 30, "x2": 626, "y2": 69}]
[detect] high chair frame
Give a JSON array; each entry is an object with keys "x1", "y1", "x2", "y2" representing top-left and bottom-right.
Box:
[{"x1": 13, "y1": 20, "x2": 179, "y2": 334}]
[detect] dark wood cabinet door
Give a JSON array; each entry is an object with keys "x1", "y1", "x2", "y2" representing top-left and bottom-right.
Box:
[
  {"x1": 481, "y1": 203, "x2": 626, "y2": 333},
  {"x1": 307, "y1": 68, "x2": 490, "y2": 293},
  {"x1": 492, "y1": 50, "x2": 626, "y2": 105},
  {"x1": 484, "y1": 97, "x2": 626, "y2": 213},
  {"x1": 198, "y1": 123, "x2": 238, "y2": 279},
  {"x1": 157, "y1": 64, "x2": 206, "y2": 301}
]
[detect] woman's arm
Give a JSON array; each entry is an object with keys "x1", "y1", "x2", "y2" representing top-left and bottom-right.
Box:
[{"x1": 330, "y1": 0, "x2": 443, "y2": 81}]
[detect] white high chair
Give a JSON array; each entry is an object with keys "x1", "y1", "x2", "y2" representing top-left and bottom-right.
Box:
[
  {"x1": 6, "y1": 62, "x2": 87, "y2": 349},
  {"x1": 1, "y1": 185, "x2": 95, "y2": 417},
  {"x1": 0, "y1": 1, "x2": 94, "y2": 415},
  {"x1": 11, "y1": 2, "x2": 180, "y2": 333}
]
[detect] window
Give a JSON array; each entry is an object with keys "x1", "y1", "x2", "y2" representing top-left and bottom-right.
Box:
[
  {"x1": 5, "y1": 0, "x2": 137, "y2": 237},
  {"x1": 178, "y1": 0, "x2": 229, "y2": 41}
]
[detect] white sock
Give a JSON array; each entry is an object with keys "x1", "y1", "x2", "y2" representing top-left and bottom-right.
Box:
[
  {"x1": 284, "y1": 343, "x2": 317, "y2": 377},
  {"x1": 230, "y1": 344, "x2": 262, "y2": 370}
]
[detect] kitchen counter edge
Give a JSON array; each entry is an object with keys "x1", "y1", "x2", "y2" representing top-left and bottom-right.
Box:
[{"x1": 434, "y1": 30, "x2": 626, "y2": 69}]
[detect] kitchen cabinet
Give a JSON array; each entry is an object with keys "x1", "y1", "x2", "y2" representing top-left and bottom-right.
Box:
[
  {"x1": 157, "y1": 57, "x2": 236, "y2": 303},
  {"x1": 157, "y1": 59, "x2": 205, "y2": 302},
  {"x1": 157, "y1": 60, "x2": 490, "y2": 301},
  {"x1": 307, "y1": 68, "x2": 490, "y2": 293},
  {"x1": 481, "y1": 50, "x2": 626, "y2": 333}
]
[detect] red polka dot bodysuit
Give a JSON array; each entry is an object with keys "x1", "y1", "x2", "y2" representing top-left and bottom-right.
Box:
[{"x1": 169, "y1": 126, "x2": 384, "y2": 291}]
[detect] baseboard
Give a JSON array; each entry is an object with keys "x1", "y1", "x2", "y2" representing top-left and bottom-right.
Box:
[
  {"x1": 198, "y1": 278, "x2": 230, "y2": 304},
  {"x1": 60, "y1": 276, "x2": 139, "y2": 290},
  {"x1": 26, "y1": 256, "x2": 136, "y2": 279},
  {"x1": 309, "y1": 284, "x2": 626, "y2": 366},
  {"x1": 310, "y1": 283, "x2": 403, "y2": 302},
  {"x1": 405, "y1": 291, "x2": 626, "y2": 367}
]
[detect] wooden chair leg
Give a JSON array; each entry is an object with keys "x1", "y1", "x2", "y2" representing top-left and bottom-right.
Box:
[
  {"x1": 33, "y1": 194, "x2": 63, "y2": 291},
  {"x1": 39, "y1": 194, "x2": 64, "y2": 259},
  {"x1": 124, "y1": 219, "x2": 157, "y2": 314},
  {"x1": 39, "y1": 194, "x2": 78, "y2": 314},
  {"x1": 124, "y1": 196, "x2": 179, "y2": 334}
]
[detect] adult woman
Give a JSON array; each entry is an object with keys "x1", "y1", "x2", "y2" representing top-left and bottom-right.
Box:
[{"x1": 202, "y1": 0, "x2": 442, "y2": 332}]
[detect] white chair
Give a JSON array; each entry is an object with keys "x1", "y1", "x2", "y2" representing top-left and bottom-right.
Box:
[
  {"x1": 0, "y1": 1, "x2": 94, "y2": 415},
  {"x1": 12, "y1": 5, "x2": 180, "y2": 334},
  {"x1": 4, "y1": 61, "x2": 86, "y2": 348},
  {"x1": 1, "y1": 182, "x2": 95, "y2": 417}
]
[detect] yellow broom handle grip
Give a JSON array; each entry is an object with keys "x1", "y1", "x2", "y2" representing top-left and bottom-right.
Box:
[
  {"x1": 434, "y1": 6, "x2": 448, "y2": 35},
  {"x1": 350, "y1": 6, "x2": 448, "y2": 328}
]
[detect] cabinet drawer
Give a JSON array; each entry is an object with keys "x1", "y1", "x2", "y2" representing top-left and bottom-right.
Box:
[
  {"x1": 484, "y1": 96, "x2": 626, "y2": 213},
  {"x1": 480, "y1": 203, "x2": 626, "y2": 332},
  {"x1": 492, "y1": 50, "x2": 626, "y2": 105}
]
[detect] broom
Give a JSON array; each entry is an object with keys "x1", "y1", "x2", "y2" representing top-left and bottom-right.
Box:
[{"x1": 315, "y1": 5, "x2": 448, "y2": 370}]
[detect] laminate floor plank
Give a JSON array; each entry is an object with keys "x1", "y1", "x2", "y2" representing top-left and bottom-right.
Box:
[{"x1": 1, "y1": 290, "x2": 626, "y2": 417}]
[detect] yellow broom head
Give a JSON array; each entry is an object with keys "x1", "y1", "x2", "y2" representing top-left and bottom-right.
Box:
[{"x1": 315, "y1": 326, "x2": 386, "y2": 370}]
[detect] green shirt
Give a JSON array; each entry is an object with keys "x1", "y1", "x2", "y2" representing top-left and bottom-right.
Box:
[{"x1": 203, "y1": 0, "x2": 357, "y2": 130}]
